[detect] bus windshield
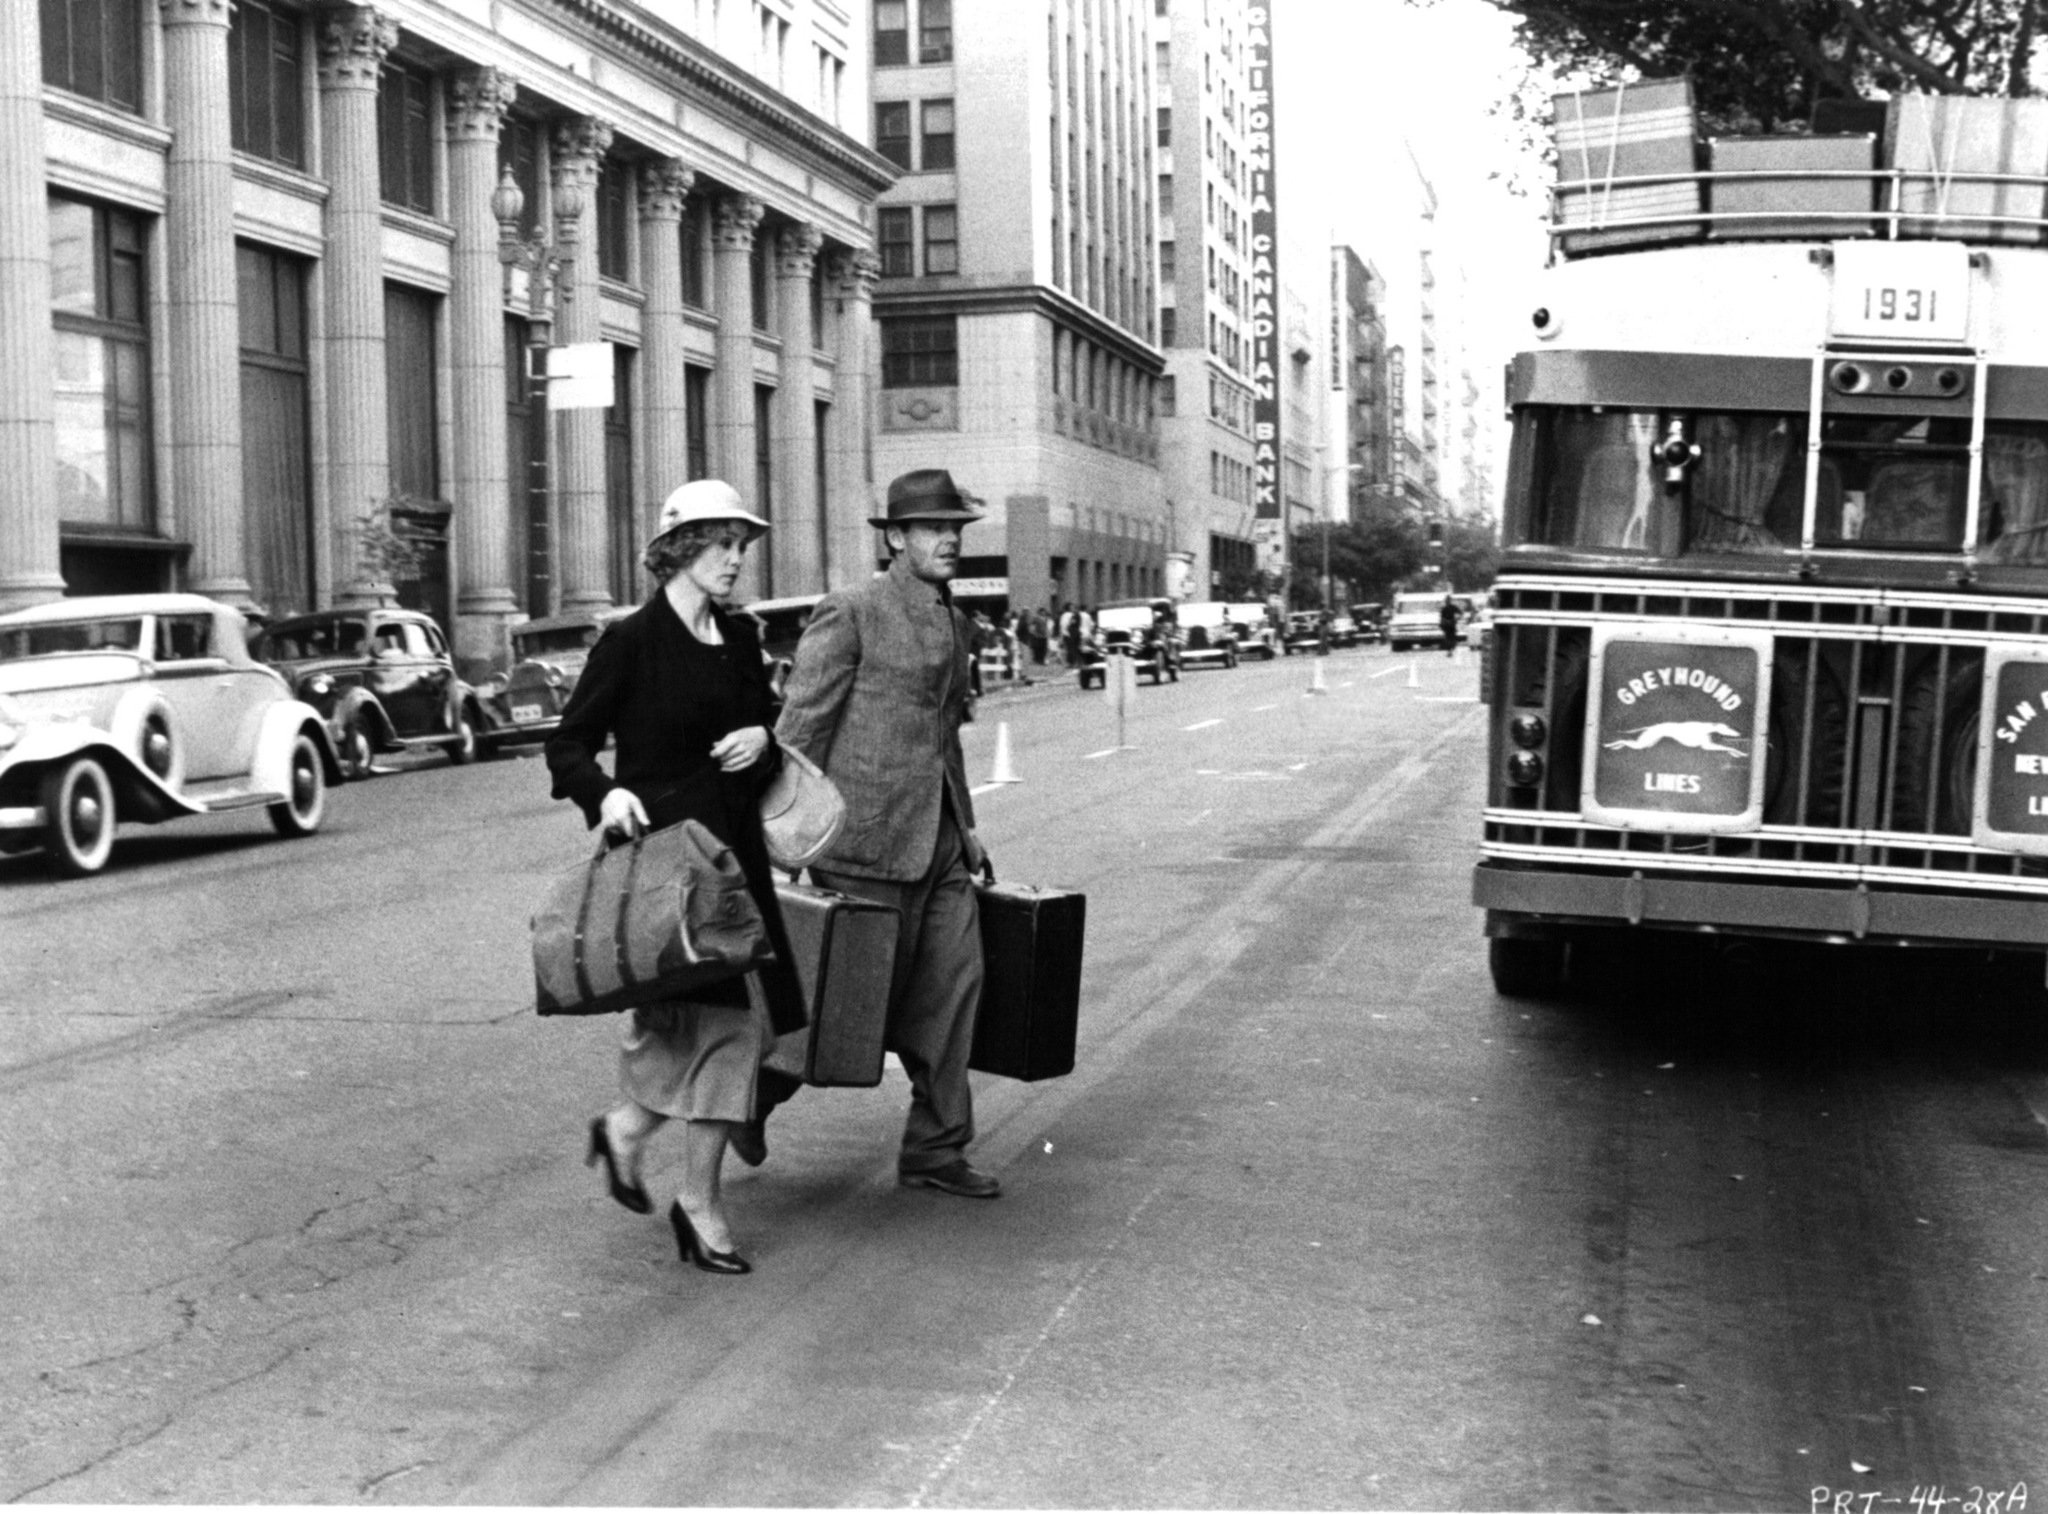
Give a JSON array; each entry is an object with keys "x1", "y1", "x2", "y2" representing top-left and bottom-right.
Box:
[{"x1": 1507, "y1": 406, "x2": 2048, "y2": 563}]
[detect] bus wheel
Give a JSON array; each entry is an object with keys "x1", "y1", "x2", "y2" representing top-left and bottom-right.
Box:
[{"x1": 1489, "y1": 936, "x2": 1568, "y2": 999}]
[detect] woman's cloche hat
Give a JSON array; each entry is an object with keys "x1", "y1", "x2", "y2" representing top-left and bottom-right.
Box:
[
  {"x1": 869, "y1": 468, "x2": 985, "y2": 530},
  {"x1": 646, "y1": 479, "x2": 771, "y2": 555}
]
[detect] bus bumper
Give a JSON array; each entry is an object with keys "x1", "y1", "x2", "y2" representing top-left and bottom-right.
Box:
[{"x1": 1473, "y1": 860, "x2": 2048, "y2": 949}]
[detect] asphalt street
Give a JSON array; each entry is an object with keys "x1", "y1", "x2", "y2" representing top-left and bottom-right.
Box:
[{"x1": 2, "y1": 643, "x2": 2046, "y2": 1508}]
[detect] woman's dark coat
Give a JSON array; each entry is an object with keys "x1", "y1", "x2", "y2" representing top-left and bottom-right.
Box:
[{"x1": 545, "y1": 592, "x2": 806, "y2": 1035}]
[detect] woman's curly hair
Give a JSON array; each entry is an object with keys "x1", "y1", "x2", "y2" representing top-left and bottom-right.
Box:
[{"x1": 643, "y1": 521, "x2": 747, "y2": 583}]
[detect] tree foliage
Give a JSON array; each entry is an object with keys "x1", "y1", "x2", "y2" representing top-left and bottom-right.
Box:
[{"x1": 1474, "y1": 0, "x2": 2047, "y2": 133}]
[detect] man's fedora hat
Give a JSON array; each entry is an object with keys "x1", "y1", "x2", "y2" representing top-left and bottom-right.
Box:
[
  {"x1": 869, "y1": 468, "x2": 984, "y2": 530},
  {"x1": 645, "y1": 479, "x2": 771, "y2": 556}
]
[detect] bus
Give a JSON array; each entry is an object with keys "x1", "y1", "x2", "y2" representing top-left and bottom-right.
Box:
[{"x1": 1477, "y1": 97, "x2": 2048, "y2": 996}]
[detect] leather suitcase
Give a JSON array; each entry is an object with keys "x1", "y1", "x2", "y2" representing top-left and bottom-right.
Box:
[
  {"x1": 761, "y1": 880, "x2": 899, "y2": 1086},
  {"x1": 971, "y1": 882, "x2": 1086, "y2": 1081}
]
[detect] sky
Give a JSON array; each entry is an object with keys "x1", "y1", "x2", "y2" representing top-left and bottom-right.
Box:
[{"x1": 1274, "y1": 0, "x2": 1555, "y2": 490}]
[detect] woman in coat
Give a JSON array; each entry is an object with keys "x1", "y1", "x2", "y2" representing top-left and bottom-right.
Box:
[{"x1": 545, "y1": 479, "x2": 805, "y2": 1276}]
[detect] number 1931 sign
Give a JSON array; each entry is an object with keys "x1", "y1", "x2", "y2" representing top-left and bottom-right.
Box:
[{"x1": 1829, "y1": 241, "x2": 1970, "y2": 344}]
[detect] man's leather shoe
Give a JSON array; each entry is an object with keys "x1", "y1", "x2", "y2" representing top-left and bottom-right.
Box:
[
  {"x1": 728, "y1": 1120, "x2": 767, "y2": 1168},
  {"x1": 899, "y1": 1161, "x2": 1001, "y2": 1198}
]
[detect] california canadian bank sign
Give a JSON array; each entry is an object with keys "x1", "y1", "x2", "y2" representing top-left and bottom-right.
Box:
[{"x1": 1246, "y1": 6, "x2": 1282, "y2": 558}]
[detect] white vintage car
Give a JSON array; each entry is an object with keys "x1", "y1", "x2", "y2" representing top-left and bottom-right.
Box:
[{"x1": 0, "y1": 593, "x2": 339, "y2": 876}]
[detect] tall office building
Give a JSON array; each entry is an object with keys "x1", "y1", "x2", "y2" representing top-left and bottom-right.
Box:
[
  {"x1": 1328, "y1": 245, "x2": 1391, "y2": 516},
  {"x1": 7, "y1": 0, "x2": 890, "y2": 670},
  {"x1": 867, "y1": 0, "x2": 1167, "y2": 616}
]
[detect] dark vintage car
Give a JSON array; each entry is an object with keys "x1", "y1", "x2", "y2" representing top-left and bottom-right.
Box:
[
  {"x1": 732, "y1": 593, "x2": 824, "y2": 696},
  {"x1": 1080, "y1": 599, "x2": 1182, "y2": 689},
  {"x1": 469, "y1": 607, "x2": 633, "y2": 750},
  {"x1": 1282, "y1": 610, "x2": 1332, "y2": 656},
  {"x1": 250, "y1": 608, "x2": 480, "y2": 778},
  {"x1": 1349, "y1": 603, "x2": 1389, "y2": 643}
]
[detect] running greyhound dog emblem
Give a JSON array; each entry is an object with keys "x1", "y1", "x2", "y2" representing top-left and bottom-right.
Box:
[{"x1": 1603, "y1": 721, "x2": 1745, "y2": 754}]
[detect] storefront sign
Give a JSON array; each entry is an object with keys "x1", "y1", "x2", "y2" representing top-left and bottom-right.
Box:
[
  {"x1": 1583, "y1": 625, "x2": 1772, "y2": 832},
  {"x1": 1246, "y1": 5, "x2": 1281, "y2": 523},
  {"x1": 950, "y1": 577, "x2": 1008, "y2": 599},
  {"x1": 1974, "y1": 649, "x2": 2048, "y2": 853}
]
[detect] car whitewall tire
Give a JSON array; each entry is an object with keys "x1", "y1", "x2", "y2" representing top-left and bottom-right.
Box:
[
  {"x1": 41, "y1": 756, "x2": 117, "y2": 877},
  {"x1": 268, "y1": 731, "x2": 327, "y2": 837}
]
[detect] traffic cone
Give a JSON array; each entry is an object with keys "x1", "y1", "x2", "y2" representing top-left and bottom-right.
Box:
[
  {"x1": 988, "y1": 721, "x2": 1021, "y2": 784},
  {"x1": 1307, "y1": 657, "x2": 1329, "y2": 696},
  {"x1": 1406, "y1": 660, "x2": 1420, "y2": 689}
]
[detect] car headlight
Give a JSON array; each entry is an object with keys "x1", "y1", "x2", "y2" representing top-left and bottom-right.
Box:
[{"x1": 306, "y1": 673, "x2": 334, "y2": 697}]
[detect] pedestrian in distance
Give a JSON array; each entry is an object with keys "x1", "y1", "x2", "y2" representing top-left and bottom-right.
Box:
[
  {"x1": 1028, "y1": 607, "x2": 1050, "y2": 667},
  {"x1": 1440, "y1": 594, "x2": 1461, "y2": 658},
  {"x1": 545, "y1": 479, "x2": 808, "y2": 1276},
  {"x1": 762, "y1": 467, "x2": 1002, "y2": 1199}
]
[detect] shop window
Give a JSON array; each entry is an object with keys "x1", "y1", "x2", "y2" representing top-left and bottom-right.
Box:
[
  {"x1": 50, "y1": 196, "x2": 152, "y2": 531},
  {"x1": 922, "y1": 205, "x2": 957, "y2": 275},
  {"x1": 383, "y1": 283, "x2": 439, "y2": 500},
  {"x1": 42, "y1": 0, "x2": 142, "y2": 113},
  {"x1": 880, "y1": 315, "x2": 957, "y2": 388},
  {"x1": 228, "y1": 0, "x2": 306, "y2": 169},
  {"x1": 878, "y1": 207, "x2": 914, "y2": 278},
  {"x1": 378, "y1": 59, "x2": 435, "y2": 215},
  {"x1": 920, "y1": 99, "x2": 955, "y2": 171},
  {"x1": 876, "y1": 101, "x2": 912, "y2": 169},
  {"x1": 240, "y1": 244, "x2": 313, "y2": 615}
]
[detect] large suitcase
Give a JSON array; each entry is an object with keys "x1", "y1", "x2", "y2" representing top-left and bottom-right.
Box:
[
  {"x1": 1552, "y1": 79, "x2": 1702, "y2": 254},
  {"x1": 970, "y1": 882, "x2": 1086, "y2": 1082},
  {"x1": 761, "y1": 880, "x2": 899, "y2": 1087}
]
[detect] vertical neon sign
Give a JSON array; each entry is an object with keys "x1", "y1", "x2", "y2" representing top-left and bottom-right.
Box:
[{"x1": 1246, "y1": 4, "x2": 1280, "y2": 527}]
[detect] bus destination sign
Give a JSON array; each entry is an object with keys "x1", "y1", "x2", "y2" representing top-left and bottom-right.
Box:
[
  {"x1": 1973, "y1": 649, "x2": 2048, "y2": 854},
  {"x1": 1828, "y1": 242, "x2": 1970, "y2": 344},
  {"x1": 1583, "y1": 626, "x2": 1772, "y2": 832}
]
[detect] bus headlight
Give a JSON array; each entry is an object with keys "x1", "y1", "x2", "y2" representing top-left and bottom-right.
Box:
[
  {"x1": 1508, "y1": 713, "x2": 1548, "y2": 749},
  {"x1": 1507, "y1": 750, "x2": 1545, "y2": 787}
]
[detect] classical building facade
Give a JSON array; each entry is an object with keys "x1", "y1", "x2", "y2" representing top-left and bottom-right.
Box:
[
  {"x1": 867, "y1": 0, "x2": 1166, "y2": 617},
  {"x1": 8, "y1": 0, "x2": 893, "y2": 672}
]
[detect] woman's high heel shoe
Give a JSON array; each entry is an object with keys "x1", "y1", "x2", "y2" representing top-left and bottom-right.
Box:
[
  {"x1": 668, "y1": 1200, "x2": 751, "y2": 1275},
  {"x1": 586, "y1": 1117, "x2": 653, "y2": 1215}
]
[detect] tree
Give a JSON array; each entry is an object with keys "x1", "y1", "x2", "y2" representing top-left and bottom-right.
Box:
[
  {"x1": 1288, "y1": 499, "x2": 1431, "y2": 610},
  {"x1": 1441, "y1": 516, "x2": 1502, "y2": 594},
  {"x1": 1466, "y1": 0, "x2": 2046, "y2": 133}
]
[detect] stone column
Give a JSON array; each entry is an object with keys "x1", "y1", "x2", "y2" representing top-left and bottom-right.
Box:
[
  {"x1": 771, "y1": 222, "x2": 822, "y2": 595},
  {"x1": 0, "y1": 6, "x2": 62, "y2": 608},
  {"x1": 162, "y1": 0, "x2": 251, "y2": 605},
  {"x1": 316, "y1": 6, "x2": 398, "y2": 606},
  {"x1": 710, "y1": 193, "x2": 763, "y2": 598},
  {"x1": 637, "y1": 160, "x2": 694, "y2": 525},
  {"x1": 825, "y1": 249, "x2": 879, "y2": 590},
  {"x1": 445, "y1": 65, "x2": 518, "y2": 674},
  {"x1": 552, "y1": 117, "x2": 612, "y2": 613}
]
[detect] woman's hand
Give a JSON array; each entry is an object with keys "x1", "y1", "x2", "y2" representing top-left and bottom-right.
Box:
[
  {"x1": 709, "y1": 725, "x2": 772, "y2": 772},
  {"x1": 599, "y1": 787, "x2": 650, "y2": 839}
]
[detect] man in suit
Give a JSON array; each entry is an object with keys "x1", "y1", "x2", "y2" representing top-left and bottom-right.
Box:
[{"x1": 765, "y1": 468, "x2": 1000, "y2": 1198}]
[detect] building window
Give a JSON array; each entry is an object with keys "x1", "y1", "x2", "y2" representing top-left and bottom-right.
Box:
[
  {"x1": 878, "y1": 206, "x2": 914, "y2": 278},
  {"x1": 50, "y1": 196, "x2": 152, "y2": 530},
  {"x1": 919, "y1": 0, "x2": 952, "y2": 62},
  {"x1": 750, "y1": 233, "x2": 770, "y2": 331},
  {"x1": 383, "y1": 283, "x2": 438, "y2": 500},
  {"x1": 680, "y1": 196, "x2": 708, "y2": 308},
  {"x1": 922, "y1": 205, "x2": 957, "y2": 274},
  {"x1": 876, "y1": 102, "x2": 912, "y2": 169},
  {"x1": 378, "y1": 59, "x2": 435, "y2": 215},
  {"x1": 1156, "y1": 107, "x2": 1170, "y2": 147},
  {"x1": 596, "y1": 155, "x2": 632, "y2": 283},
  {"x1": 1158, "y1": 173, "x2": 1173, "y2": 216},
  {"x1": 754, "y1": 383, "x2": 774, "y2": 526},
  {"x1": 875, "y1": 0, "x2": 908, "y2": 66},
  {"x1": 1160, "y1": 307, "x2": 1175, "y2": 346},
  {"x1": 1160, "y1": 376, "x2": 1175, "y2": 416},
  {"x1": 685, "y1": 365, "x2": 710, "y2": 479},
  {"x1": 497, "y1": 116, "x2": 543, "y2": 241},
  {"x1": 880, "y1": 315, "x2": 957, "y2": 388},
  {"x1": 42, "y1": 0, "x2": 142, "y2": 113},
  {"x1": 228, "y1": 0, "x2": 305, "y2": 169},
  {"x1": 606, "y1": 346, "x2": 636, "y2": 602},
  {"x1": 920, "y1": 99, "x2": 955, "y2": 171},
  {"x1": 239, "y1": 244, "x2": 313, "y2": 614},
  {"x1": 1159, "y1": 240, "x2": 1174, "y2": 280}
]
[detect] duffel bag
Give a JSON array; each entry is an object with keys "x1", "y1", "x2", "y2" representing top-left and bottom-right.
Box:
[{"x1": 533, "y1": 819, "x2": 771, "y2": 1016}]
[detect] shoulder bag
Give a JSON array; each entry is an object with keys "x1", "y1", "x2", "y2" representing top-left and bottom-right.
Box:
[{"x1": 759, "y1": 742, "x2": 846, "y2": 871}]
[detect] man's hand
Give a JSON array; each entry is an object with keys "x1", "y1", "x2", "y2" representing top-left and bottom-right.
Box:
[
  {"x1": 710, "y1": 725, "x2": 772, "y2": 772},
  {"x1": 962, "y1": 827, "x2": 992, "y2": 880},
  {"x1": 599, "y1": 787, "x2": 650, "y2": 839}
]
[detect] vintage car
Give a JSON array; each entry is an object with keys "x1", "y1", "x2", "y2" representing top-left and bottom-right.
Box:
[
  {"x1": 1349, "y1": 603, "x2": 1389, "y2": 644},
  {"x1": 1387, "y1": 591, "x2": 1456, "y2": 652},
  {"x1": 1081, "y1": 599, "x2": 1181, "y2": 688},
  {"x1": 1173, "y1": 601, "x2": 1242, "y2": 670},
  {"x1": 1327, "y1": 613, "x2": 1363, "y2": 649},
  {"x1": 468, "y1": 607, "x2": 633, "y2": 750},
  {"x1": 1221, "y1": 603, "x2": 1280, "y2": 660},
  {"x1": 1282, "y1": 610, "x2": 1332, "y2": 656},
  {"x1": 0, "y1": 593, "x2": 338, "y2": 876},
  {"x1": 249, "y1": 607, "x2": 480, "y2": 777}
]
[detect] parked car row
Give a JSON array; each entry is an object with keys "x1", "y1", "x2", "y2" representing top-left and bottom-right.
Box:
[{"x1": 1069, "y1": 598, "x2": 1405, "y2": 689}]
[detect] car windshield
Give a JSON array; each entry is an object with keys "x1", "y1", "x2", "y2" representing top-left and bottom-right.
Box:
[
  {"x1": 0, "y1": 617, "x2": 145, "y2": 660},
  {"x1": 255, "y1": 619, "x2": 368, "y2": 660},
  {"x1": 515, "y1": 625, "x2": 602, "y2": 657},
  {"x1": 1394, "y1": 595, "x2": 1441, "y2": 615},
  {"x1": 1179, "y1": 605, "x2": 1228, "y2": 627}
]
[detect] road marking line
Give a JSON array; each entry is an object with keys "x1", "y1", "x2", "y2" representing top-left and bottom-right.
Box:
[
  {"x1": 969, "y1": 782, "x2": 1005, "y2": 796},
  {"x1": 1082, "y1": 747, "x2": 1123, "y2": 760},
  {"x1": 1183, "y1": 718, "x2": 1223, "y2": 731},
  {"x1": 1368, "y1": 664, "x2": 1408, "y2": 679},
  {"x1": 1417, "y1": 695, "x2": 1479, "y2": 703},
  {"x1": 1250, "y1": 703, "x2": 1278, "y2": 712},
  {"x1": 1338, "y1": 681, "x2": 1355, "y2": 689}
]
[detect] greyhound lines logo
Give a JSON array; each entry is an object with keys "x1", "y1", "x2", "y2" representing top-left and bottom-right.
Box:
[{"x1": 1587, "y1": 632, "x2": 1768, "y2": 829}]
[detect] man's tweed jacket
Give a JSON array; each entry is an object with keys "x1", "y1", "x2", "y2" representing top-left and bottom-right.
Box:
[{"x1": 774, "y1": 556, "x2": 979, "y2": 882}]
